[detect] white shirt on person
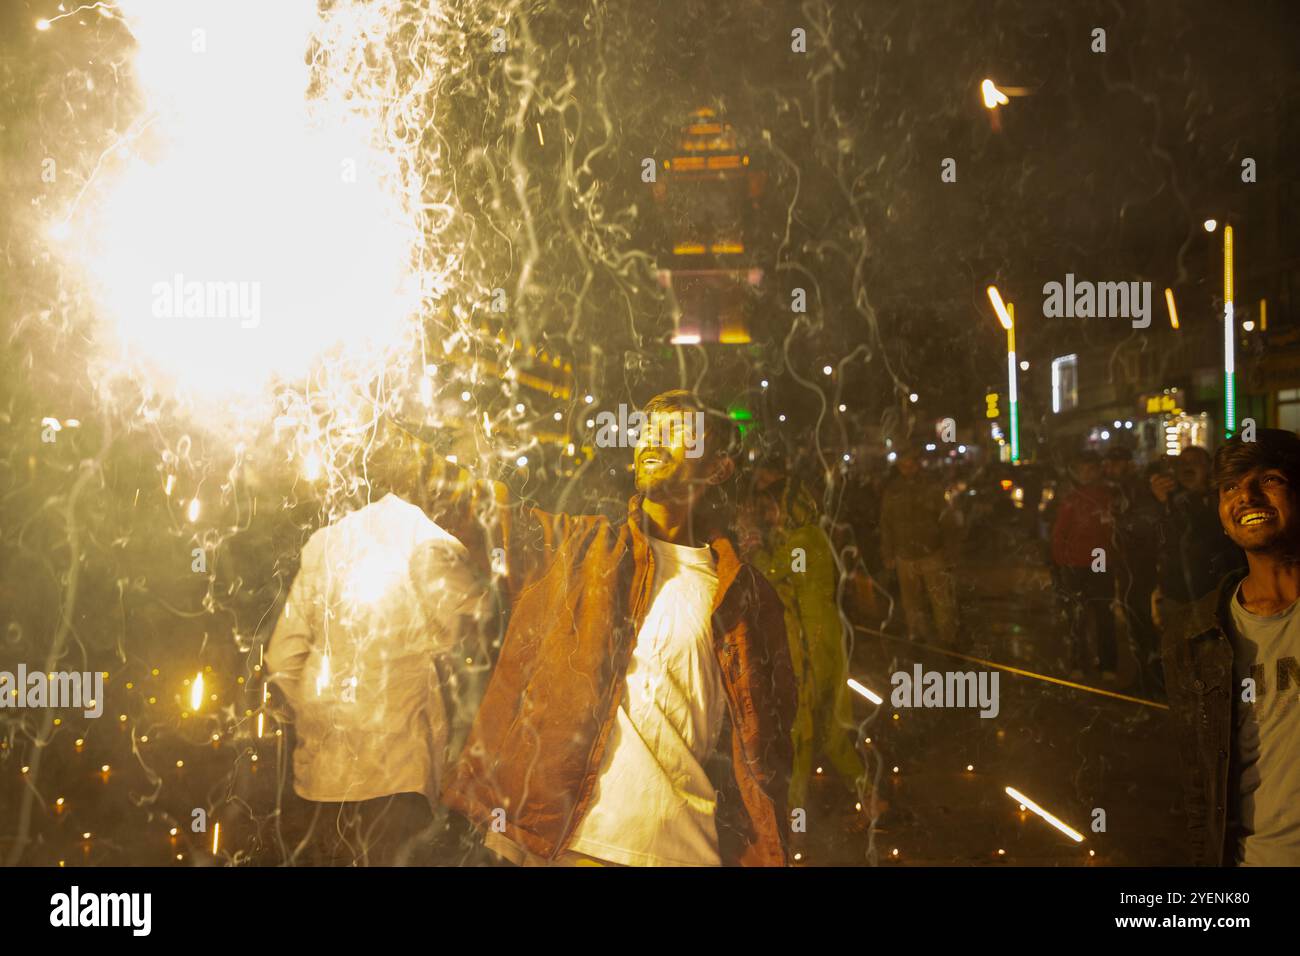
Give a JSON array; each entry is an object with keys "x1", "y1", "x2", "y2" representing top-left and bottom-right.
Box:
[
  {"x1": 1229, "y1": 581, "x2": 1300, "y2": 866},
  {"x1": 565, "y1": 535, "x2": 727, "y2": 866},
  {"x1": 266, "y1": 494, "x2": 483, "y2": 807}
]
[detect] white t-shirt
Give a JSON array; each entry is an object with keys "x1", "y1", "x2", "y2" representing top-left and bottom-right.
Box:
[
  {"x1": 566, "y1": 536, "x2": 726, "y2": 866},
  {"x1": 1229, "y1": 581, "x2": 1300, "y2": 866}
]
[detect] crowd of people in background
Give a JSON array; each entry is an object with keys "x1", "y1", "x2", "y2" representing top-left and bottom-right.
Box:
[
  {"x1": 1050, "y1": 444, "x2": 1246, "y2": 689},
  {"x1": 262, "y1": 397, "x2": 1294, "y2": 866},
  {"x1": 740, "y1": 433, "x2": 1251, "y2": 706}
]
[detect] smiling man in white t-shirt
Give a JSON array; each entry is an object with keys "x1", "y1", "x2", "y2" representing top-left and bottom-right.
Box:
[
  {"x1": 1218, "y1": 431, "x2": 1300, "y2": 865},
  {"x1": 434, "y1": 390, "x2": 795, "y2": 866},
  {"x1": 560, "y1": 403, "x2": 733, "y2": 865}
]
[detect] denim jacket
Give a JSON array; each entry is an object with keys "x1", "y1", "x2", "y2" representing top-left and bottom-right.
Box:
[{"x1": 1160, "y1": 567, "x2": 1248, "y2": 866}]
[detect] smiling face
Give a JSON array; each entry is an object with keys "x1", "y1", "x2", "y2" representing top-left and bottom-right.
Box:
[
  {"x1": 634, "y1": 409, "x2": 715, "y2": 504},
  {"x1": 1219, "y1": 466, "x2": 1299, "y2": 553}
]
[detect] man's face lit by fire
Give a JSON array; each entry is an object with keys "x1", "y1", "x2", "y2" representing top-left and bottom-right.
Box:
[
  {"x1": 1219, "y1": 466, "x2": 1299, "y2": 554},
  {"x1": 634, "y1": 409, "x2": 714, "y2": 503}
]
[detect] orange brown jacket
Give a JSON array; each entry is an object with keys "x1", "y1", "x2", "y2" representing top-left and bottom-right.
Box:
[{"x1": 430, "y1": 475, "x2": 796, "y2": 866}]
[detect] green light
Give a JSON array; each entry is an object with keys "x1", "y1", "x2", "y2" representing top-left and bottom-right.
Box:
[
  {"x1": 1009, "y1": 401, "x2": 1020, "y2": 463},
  {"x1": 1225, "y1": 372, "x2": 1235, "y2": 439},
  {"x1": 727, "y1": 404, "x2": 753, "y2": 439}
]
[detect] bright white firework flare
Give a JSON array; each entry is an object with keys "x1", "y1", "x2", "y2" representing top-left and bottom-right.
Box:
[
  {"x1": 189, "y1": 672, "x2": 204, "y2": 712},
  {"x1": 314, "y1": 653, "x2": 331, "y2": 698},
  {"x1": 40, "y1": 0, "x2": 464, "y2": 523},
  {"x1": 50, "y1": 0, "x2": 428, "y2": 396},
  {"x1": 1005, "y1": 786, "x2": 1085, "y2": 843}
]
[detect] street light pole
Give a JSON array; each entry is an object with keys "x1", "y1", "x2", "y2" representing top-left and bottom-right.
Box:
[
  {"x1": 1223, "y1": 224, "x2": 1236, "y2": 438},
  {"x1": 987, "y1": 285, "x2": 1020, "y2": 463},
  {"x1": 1007, "y1": 303, "x2": 1019, "y2": 463}
]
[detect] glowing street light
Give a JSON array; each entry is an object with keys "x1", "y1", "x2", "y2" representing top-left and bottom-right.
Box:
[
  {"x1": 1203, "y1": 218, "x2": 1218, "y2": 233},
  {"x1": 987, "y1": 285, "x2": 1012, "y2": 330},
  {"x1": 981, "y1": 79, "x2": 1010, "y2": 110},
  {"x1": 987, "y1": 286, "x2": 1019, "y2": 462},
  {"x1": 1164, "y1": 287, "x2": 1180, "y2": 330}
]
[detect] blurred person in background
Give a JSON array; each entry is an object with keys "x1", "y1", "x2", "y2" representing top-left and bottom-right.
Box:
[
  {"x1": 836, "y1": 459, "x2": 884, "y2": 576},
  {"x1": 879, "y1": 448, "x2": 959, "y2": 647},
  {"x1": 1051, "y1": 450, "x2": 1117, "y2": 681},
  {"x1": 736, "y1": 461, "x2": 865, "y2": 830},
  {"x1": 1150, "y1": 445, "x2": 1246, "y2": 644},
  {"x1": 1105, "y1": 446, "x2": 1163, "y2": 688}
]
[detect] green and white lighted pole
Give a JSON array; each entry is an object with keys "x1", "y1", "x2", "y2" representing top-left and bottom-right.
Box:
[
  {"x1": 1223, "y1": 224, "x2": 1235, "y2": 437},
  {"x1": 987, "y1": 285, "x2": 1019, "y2": 462}
]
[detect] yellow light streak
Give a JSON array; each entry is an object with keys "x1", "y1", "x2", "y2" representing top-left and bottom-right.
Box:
[
  {"x1": 1224, "y1": 225, "x2": 1234, "y2": 304},
  {"x1": 987, "y1": 285, "x2": 1013, "y2": 330}
]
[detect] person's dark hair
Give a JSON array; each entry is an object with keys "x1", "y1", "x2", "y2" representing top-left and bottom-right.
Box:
[
  {"x1": 641, "y1": 389, "x2": 738, "y2": 460},
  {"x1": 1213, "y1": 429, "x2": 1300, "y2": 490},
  {"x1": 1177, "y1": 445, "x2": 1212, "y2": 464}
]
